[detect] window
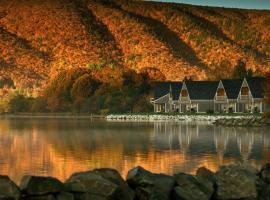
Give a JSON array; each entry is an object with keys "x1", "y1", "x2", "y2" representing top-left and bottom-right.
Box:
[
  {"x1": 181, "y1": 89, "x2": 188, "y2": 97},
  {"x1": 241, "y1": 87, "x2": 249, "y2": 95},
  {"x1": 217, "y1": 88, "x2": 225, "y2": 96}
]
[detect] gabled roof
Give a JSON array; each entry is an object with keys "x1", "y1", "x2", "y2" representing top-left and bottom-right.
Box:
[
  {"x1": 154, "y1": 94, "x2": 170, "y2": 104},
  {"x1": 185, "y1": 81, "x2": 219, "y2": 100},
  {"x1": 171, "y1": 82, "x2": 183, "y2": 100},
  {"x1": 221, "y1": 79, "x2": 243, "y2": 99},
  {"x1": 246, "y1": 77, "x2": 265, "y2": 98},
  {"x1": 154, "y1": 81, "x2": 182, "y2": 101}
]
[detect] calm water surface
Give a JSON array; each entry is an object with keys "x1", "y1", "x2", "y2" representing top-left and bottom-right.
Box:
[{"x1": 0, "y1": 117, "x2": 270, "y2": 183}]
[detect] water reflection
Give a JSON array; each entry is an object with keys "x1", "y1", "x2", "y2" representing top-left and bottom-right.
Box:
[{"x1": 0, "y1": 118, "x2": 269, "y2": 184}]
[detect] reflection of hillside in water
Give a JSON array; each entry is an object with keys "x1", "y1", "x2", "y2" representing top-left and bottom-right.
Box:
[{"x1": 0, "y1": 119, "x2": 269, "y2": 184}]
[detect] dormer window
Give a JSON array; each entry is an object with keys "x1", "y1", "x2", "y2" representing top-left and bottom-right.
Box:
[
  {"x1": 241, "y1": 87, "x2": 249, "y2": 95},
  {"x1": 181, "y1": 89, "x2": 188, "y2": 97},
  {"x1": 217, "y1": 88, "x2": 225, "y2": 96}
]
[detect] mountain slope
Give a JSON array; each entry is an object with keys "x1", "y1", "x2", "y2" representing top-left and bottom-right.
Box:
[{"x1": 0, "y1": 0, "x2": 270, "y2": 90}]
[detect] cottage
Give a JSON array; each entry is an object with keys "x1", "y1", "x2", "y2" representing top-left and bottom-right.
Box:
[
  {"x1": 238, "y1": 77, "x2": 266, "y2": 113},
  {"x1": 151, "y1": 77, "x2": 269, "y2": 114},
  {"x1": 214, "y1": 79, "x2": 243, "y2": 113},
  {"x1": 151, "y1": 82, "x2": 182, "y2": 113},
  {"x1": 179, "y1": 81, "x2": 219, "y2": 113}
]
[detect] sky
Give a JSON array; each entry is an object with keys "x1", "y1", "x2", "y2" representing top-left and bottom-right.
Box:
[{"x1": 153, "y1": 0, "x2": 270, "y2": 10}]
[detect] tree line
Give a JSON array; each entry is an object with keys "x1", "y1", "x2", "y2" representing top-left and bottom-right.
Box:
[{"x1": 1, "y1": 60, "x2": 270, "y2": 114}]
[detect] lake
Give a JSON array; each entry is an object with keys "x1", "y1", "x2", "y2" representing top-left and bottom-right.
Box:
[{"x1": 0, "y1": 117, "x2": 269, "y2": 183}]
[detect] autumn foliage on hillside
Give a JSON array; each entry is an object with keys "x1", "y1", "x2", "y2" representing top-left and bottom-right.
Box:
[{"x1": 0, "y1": 0, "x2": 270, "y2": 90}]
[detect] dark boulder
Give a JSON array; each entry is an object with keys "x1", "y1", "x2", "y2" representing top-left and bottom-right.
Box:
[
  {"x1": 196, "y1": 167, "x2": 216, "y2": 183},
  {"x1": 172, "y1": 173, "x2": 214, "y2": 200},
  {"x1": 134, "y1": 185, "x2": 174, "y2": 200},
  {"x1": 27, "y1": 195, "x2": 56, "y2": 200},
  {"x1": 215, "y1": 164, "x2": 258, "y2": 200},
  {"x1": 92, "y1": 168, "x2": 134, "y2": 200},
  {"x1": 257, "y1": 179, "x2": 270, "y2": 200},
  {"x1": 260, "y1": 163, "x2": 270, "y2": 184},
  {"x1": 154, "y1": 174, "x2": 175, "y2": 199},
  {"x1": 64, "y1": 171, "x2": 118, "y2": 200},
  {"x1": 0, "y1": 176, "x2": 20, "y2": 200},
  {"x1": 126, "y1": 166, "x2": 175, "y2": 200},
  {"x1": 56, "y1": 192, "x2": 74, "y2": 200},
  {"x1": 126, "y1": 166, "x2": 155, "y2": 189},
  {"x1": 20, "y1": 176, "x2": 63, "y2": 196}
]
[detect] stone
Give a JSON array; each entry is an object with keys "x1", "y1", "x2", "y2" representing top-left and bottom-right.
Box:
[
  {"x1": 173, "y1": 173, "x2": 214, "y2": 200},
  {"x1": 65, "y1": 171, "x2": 118, "y2": 199},
  {"x1": 56, "y1": 192, "x2": 74, "y2": 200},
  {"x1": 73, "y1": 193, "x2": 108, "y2": 200},
  {"x1": 126, "y1": 166, "x2": 155, "y2": 189},
  {"x1": 127, "y1": 167, "x2": 174, "y2": 200},
  {"x1": 215, "y1": 164, "x2": 258, "y2": 200},
  {"x1": 260, "y1": 163, "x2": 270, "y2": 184},
  {"x1": 196, "y1": 167, "x2": 216, "y2": 183},
  {"x1": 27, "y1": 195, "x2": 56, "y2": 200},
  {"x1": 135, "y1": 186, "x2": 169, "y2": 200},
  {"x1": 257, "y1": 179, "x2": 270, "y2": 200},
  {"x1": 0, "y1": 176, "x2": 20, "y2": 200},
  {"x1": 154, "y1": 173, "x2": 175, "y2": 199},
  {"x1": 92, "y1": 168, "x2": 135, "y2": 200},
  {"x1": 20, "y1": 176, "x2": 63, "y2": 196}
]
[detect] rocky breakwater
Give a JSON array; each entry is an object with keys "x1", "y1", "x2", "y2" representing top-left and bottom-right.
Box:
[
  {"x1": 2, "y1": 163, "x2": 270, "y2": 199},
  {"x1": 214, "y1": 116, "x2": 270, "y2": 127}
]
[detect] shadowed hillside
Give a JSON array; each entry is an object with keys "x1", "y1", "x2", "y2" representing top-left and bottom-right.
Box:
[{"x1": 0, "y1": 0, "x2": 270, "y2": 90}]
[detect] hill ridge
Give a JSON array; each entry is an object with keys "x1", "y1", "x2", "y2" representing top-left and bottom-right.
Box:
[{"x1": 0, "y1": 0, "x2": 270, "y2": 89}]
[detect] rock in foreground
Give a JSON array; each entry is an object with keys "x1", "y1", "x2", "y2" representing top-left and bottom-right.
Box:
[{"x1": 3, "y1": 163, "x2": 270, "y2": 199}]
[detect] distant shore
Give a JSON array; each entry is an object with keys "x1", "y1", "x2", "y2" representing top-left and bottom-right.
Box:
[{"x1": 0, "y1": 113, "x2": 105, "y2": 119}]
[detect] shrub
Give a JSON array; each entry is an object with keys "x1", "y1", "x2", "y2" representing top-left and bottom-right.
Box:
[
  {"x1": 206, "y1": 109, "x2": 214, "y2": 114},
  {"x1": 8, "y1": 94, "x2": 29, "y2": 113}
]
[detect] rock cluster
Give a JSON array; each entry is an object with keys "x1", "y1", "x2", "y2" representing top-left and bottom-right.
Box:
[
  {"x1": 1, "y1": 163, "x2": 270, "y2": 200},
  {"x1": 214, "y1": 117, "x2": 270, "y2": 127}
]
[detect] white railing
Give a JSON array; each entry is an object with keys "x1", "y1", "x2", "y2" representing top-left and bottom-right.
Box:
[
  {"x1": 240, "y1": 95, "x2": 250, "y2": 100},
  {"x1": 180, "y1": 97, "x2": 189, "y2": 102},
  {"x1": 215, "y1": 96, "x2": 227, "y2": 101}
]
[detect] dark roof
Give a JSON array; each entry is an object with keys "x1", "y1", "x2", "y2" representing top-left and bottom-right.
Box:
[
  {"x1": 185, "y1": 81, "x2": 219, "y2": 100},
  {"x1": 221, "y1": 79, "x2": 243, "y2": 99},
  {"x1": 154, "y1": 82, "x2": 182, "y2": 100},
  {"x1": 171, "y1": 82, "x2": 183, "y2": 100},
  {"x1": 246, "y1": 77, "x2": 265, "y2": 98}
]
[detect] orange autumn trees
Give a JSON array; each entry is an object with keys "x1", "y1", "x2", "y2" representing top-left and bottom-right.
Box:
[
  {"x1": 42, "y1": 67, "x2": 153, "y2": 113},
  {"x1": 1, "y1": 0, "x2": 270, "y2": 91}
]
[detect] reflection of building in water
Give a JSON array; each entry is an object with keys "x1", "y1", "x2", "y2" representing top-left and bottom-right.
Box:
[
  {"x1": 153, "y1": 122, "x2": 270, "y2": 169},
  {"x1": 0, "y1": 119, "x2": 270, "y2": 184}
]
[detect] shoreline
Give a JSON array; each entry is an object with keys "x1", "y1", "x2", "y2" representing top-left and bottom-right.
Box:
[
  {"x1": 1, "y1": 163, "x2": 270, "y2": 200},
  {"x1": 0, "y1": 113, "x2": 262, "y2": 123},
  {"x1": 106, "y1": 114, "x2": 259, "y2": 122},
  {"x1": 0, "y1": 113, "x2": 105, "y2": 119}
]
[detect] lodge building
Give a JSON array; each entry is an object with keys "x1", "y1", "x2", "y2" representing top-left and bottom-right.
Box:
[{"x1": 151, "y1": 77, "x2": 270, "y2": 113}]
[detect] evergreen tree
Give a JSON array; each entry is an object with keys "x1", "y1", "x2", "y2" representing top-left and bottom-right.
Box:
[{"x1": 232, "y1": 60, "x2": 253, "y2": 79}]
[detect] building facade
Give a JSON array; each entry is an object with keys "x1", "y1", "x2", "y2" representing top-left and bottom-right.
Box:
[{"x1": 151, "y1": 77, "x2": 269, "y2": 113}]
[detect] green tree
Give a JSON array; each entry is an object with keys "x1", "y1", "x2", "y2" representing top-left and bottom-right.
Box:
[
  {"x1": 71, "y1": 74, "x2": 100, "y2": 100},
  {"x1": 232, "y1": 60, "x2": 253, "y2": 79},
  {"x1": 44, "y1": 68, "x2": 90, "y2": 111},
  {"x1": 8, "y1": 94, "x2": 29, "y2": 113},
  {"x1": 29, "y1": 97, "x2": 47, "y2": 112}
]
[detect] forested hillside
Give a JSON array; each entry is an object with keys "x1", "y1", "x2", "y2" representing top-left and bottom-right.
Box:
[{"x1": 1, "y1": 0, "x2": 270, "y2": 90}]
